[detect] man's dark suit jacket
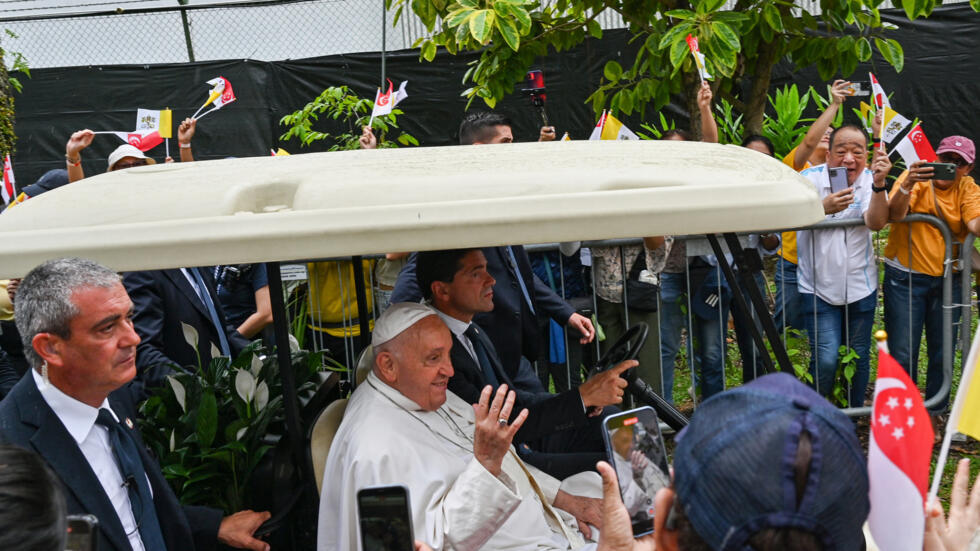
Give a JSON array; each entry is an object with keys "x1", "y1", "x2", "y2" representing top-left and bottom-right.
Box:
[
  {"x1": 392, "y1": 246, "x2": 576, "y2": 381},
  {"x1": 0, "y1": 372, "x2": 223, "y2": 551},
  {"x1": 123, "y1": 268, "x2": 248, "y2": 390},
  {"x1": 448, "y1": 328, "x2": 587, "y2": 443}
]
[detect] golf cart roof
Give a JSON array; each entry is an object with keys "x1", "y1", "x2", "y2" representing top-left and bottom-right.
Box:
[{"x1": 0, "y1": 140, "x2": 822, "y2": 278}]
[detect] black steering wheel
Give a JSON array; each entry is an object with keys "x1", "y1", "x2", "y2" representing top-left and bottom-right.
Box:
[{"x1": 589, "y1": 322, "x2": 648, "y2": 380}]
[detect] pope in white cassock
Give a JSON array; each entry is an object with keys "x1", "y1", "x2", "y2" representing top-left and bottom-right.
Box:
[{"x1": 317, "y1": 302, "x2": 604, "y2": 551}]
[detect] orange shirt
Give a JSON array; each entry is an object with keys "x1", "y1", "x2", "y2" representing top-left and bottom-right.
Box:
[
  {"x1": 883, "y1": 172, "x2": 980, "y2": 277},
  {"x1": 778, "y1": 146, "x2": 812, "y2": 264}
]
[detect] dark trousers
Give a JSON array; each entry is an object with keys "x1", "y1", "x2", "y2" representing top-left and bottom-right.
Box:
[{"x1": 518, "y1": 405, "x2": 620, "y2": 479}]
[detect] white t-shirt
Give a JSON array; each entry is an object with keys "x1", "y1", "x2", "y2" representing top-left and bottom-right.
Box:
[{"x1": 796, "y1": 164, "x2": 877, "y2": 306}]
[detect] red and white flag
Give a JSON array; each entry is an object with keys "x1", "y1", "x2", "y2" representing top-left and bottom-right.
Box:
[
  {"x1": 371, "y1": 79, "x2": 409, "y2": 120},
  {"x1": 867, "y1": 345, "x2": 934, "y2": 551},
  {"x1": 108, "y1": 131, "x2": 164, "y2": 152},
  {"x1": 686, "y1": 34, "x2": 712, "y2": 82},
  {"x1": 588, "y1": 111, "x2": 607, "y2": 141},
  {"x1": 192, "y1": 76, "x2": 237, "y2": 119},
  {"x1": 892, "y1": 124, "x2": 937, "y2": 166},
  {"x1": 869, "y1": 72, "x2": 890, "y2": 110},
  {"x1": 2, "y1": 154, "x2": 15, "y2": 205}
]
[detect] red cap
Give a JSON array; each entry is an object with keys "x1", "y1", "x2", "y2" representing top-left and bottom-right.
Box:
[{"x1": 936, "y1": 135, "x2": 975, "y2": 164}]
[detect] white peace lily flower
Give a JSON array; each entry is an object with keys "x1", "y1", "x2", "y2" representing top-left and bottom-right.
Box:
[
  {"x1": 167, "y1": 376, "x2": 187, "y2": 413},
  {"x1": 210, "y1": 342, "x2": 222, "y2": 360},
  {"x1": 250, "y1": 354, "x2": 263, "y2": 378},
  {"x1": 181, "y1": 322, "x2": 199, "y2": 350},
  {"x1": 236, "y1": 427, "x2": 248, "y2": 441},
  {"x1": 254, "y1": 381, "x2": 269, "y2": 412},
  {"x1": 235, "y1": 369, "x2": 256, "y2": 402},
  {"x1": 287, "y1": 334, "x2": 300, "y2": 354},
  {"x1": 170, "y1": 430, "x2": 176, "y2": 452}
]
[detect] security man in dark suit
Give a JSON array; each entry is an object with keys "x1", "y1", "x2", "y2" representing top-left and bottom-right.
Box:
[
  {"x1": 0, "y1": 258, "x2": 270, "y2": 551},
  {"x1": 123, "y1": 267, "x2": 249, "y2": 392},
  {"x1": 417, "y1": 248, "x2": 632, "y2": 479}
]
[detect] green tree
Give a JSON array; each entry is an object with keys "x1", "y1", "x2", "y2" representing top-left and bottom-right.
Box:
[
  {"x1": 393, "y1": 0, "x2": 977, "y2": 135},
  {"x1": 279, "y1": 85, "x2": 417, "y2": 151},
  {"x1": 0, "y1": 30, "x2": 29, "y2": 157}
]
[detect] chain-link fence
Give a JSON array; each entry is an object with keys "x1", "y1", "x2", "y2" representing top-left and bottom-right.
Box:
[{"x1": 7, "y1": 0, "x2": 962, "y2": 70}]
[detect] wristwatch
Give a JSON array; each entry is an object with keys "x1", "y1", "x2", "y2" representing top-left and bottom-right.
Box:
[{"x1": 872, "y1": 184, "x2": 887, "y2": 193}]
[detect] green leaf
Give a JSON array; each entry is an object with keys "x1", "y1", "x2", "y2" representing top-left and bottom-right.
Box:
[
  {"x1": 886, "y1": 38, "x2": 905, "y2": 72},
  {"x1": 699, "y1": 0, "x2": 727, "y2": 13},
  {"x1": 710, "y1": 21, "x2": 740, "y2": 52},
  {"x1": 617, "y1": 88, "x2": 634, "y2": 115},
  {"x1": 603, "y1": 60, "x2": 623, "y2": 82},
  {"x1": 669, "y1": 36, "x2": 689, "y2": 70},
  {"x1": 497, "y1": 16, "x2": 520, "y2": 51},
  {"x1": 658, "y1": 21, "x2": 694, "y2": 50},
  {"x1": 446, "y1": 7, "x2": 476, "y2": 27},
  {"x1": 762, "y1": 4, "x2": 783, "y2": 32},
  {"x1": 470, "y1": 10, "x2": 494, "y2": 43},
  {"x1": 457, "y1": 0, "x2": 478, "y2": 7},
  {"x1": 856, "y1": 37, "x2": 872, "y2": 61},
  {"x1": 421, "y1": 40, "x2": 437, "y2": 61},
  {"x1": 664, "y1": 9, "x2": 696, "y2": 20},
  {"x1": 196, "y1": 392, "x2": 218, "y2": 450},
  {"x1": 587, "y1": 19, "x2": 602, "y2": 39},
  {"x1": 836, "y1": 35, "x2": 854, "y2": 53},
  {"x1": 505, "y1": 5, "x2": 531, "y2": 33},
  {"x1": 972, "y1": 0, "x2": 980, "y2": 12}
]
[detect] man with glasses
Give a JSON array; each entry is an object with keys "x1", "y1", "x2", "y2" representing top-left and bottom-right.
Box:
[{"x1": 884, "y1": 136, "x2": 980, "y2": 414}]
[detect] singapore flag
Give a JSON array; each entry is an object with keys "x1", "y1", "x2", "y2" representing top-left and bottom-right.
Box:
[{"x1": 867, "y1": 348, "x2": 934, "y2": 551}]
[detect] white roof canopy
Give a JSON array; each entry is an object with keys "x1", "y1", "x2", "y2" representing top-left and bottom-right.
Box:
[{"x1": 0, "y1": 140, "x2": 822, "y2": 278}]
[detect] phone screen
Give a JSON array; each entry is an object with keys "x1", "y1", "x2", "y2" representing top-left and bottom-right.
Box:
[
  {"x1": 357, "y1": 485, "x2": 415, "y2": 551},
  {"x1": 829, "y1": 167, "x2": 849, "y2": 194},
  {"x1": 602, "y1": 407, "x2": 671, "y2": 537},
  {"x1": 65, "y1": 515, "x2": 98, "y2": 551},
  {"x1": 842, "y1": 81, "x2": 870, "y2": 96}
]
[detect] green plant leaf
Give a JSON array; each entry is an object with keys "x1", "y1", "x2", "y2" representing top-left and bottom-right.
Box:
[
  {"x1": 762, "y1": 4, "x2": 783, "y2": 32},
  {"x1": 886, "y1": 38, "x2": 904, "y2": 72},
  {"x1": 421, "y1": 40, "x2": 437, "y2": 61},
  {"x1": 669, "y1": 36, "x2": 689, "y2": 69},
  {"x1": 196, "y1": 391, "x2": 218, "y2": 450},
  {"x1": 710, "y1": 21, "x2": 740, "y2": 52},
  {"x1": 469, "y1": 10, "x2": 494, "y2": 43},
  {"x1": 587, "y1": 19, "x2": 602, "y2": 39},
  {"x1": 664, "y1": 9, "x2": 695, "y2": 19},
  {"x1": 972, "y1": 0, "x2": 980, "y2": 12},
  {"x1": 603, "y1": 60, "x2": 623, "y2": 82},
  {"x1": 659, "y1": 21, "x2": 694, "y2": 51},
  {"x1": 700, "y1": 0, "x2": 727, "y2": 13},
  {"x1": 856, "y1": 37, "x2": 872, "y2": 61},
  {"x1": 496, "y1": 16, "x2": 521, "y2": 50},
  {"x1": 446, "y1": 7, "x2": 476, "y2": 26}
]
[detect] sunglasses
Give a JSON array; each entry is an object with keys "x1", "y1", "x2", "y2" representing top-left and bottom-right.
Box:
[
  {"x1": 113, "y1": 159, "x2": 149, "y2": 170},
  {"x1": 937, "y1": 154, "x2": 971, "y2": 168}
]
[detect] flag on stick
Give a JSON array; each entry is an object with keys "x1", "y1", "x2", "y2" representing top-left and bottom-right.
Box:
[
  {"x1": 136, "y1": 108, "x2": 172, "y2": 138},
  {"x1": 192, "y1": 76, "x2": 236, "y2": 119},
  {"x1": 891, "y1": 124, "x2": 937, "y2": 166},
  {"x1": 600, "y1": 113, "x2": 639, "y2": 141},
  {"x1": 928, "y1": 322, "x2": 980, "y2": 506},
  {"x1": 869, "y1": 72, "x2": 890, "y2": 109},
  {"x1": 686, "y1": 34, "x2": 712, "y2": 83},
  {"x1": 859, "y1": 101, "x2": 874, "y2": 134},
  {"x1": 2, "y1": 154, "x2": 15, "y2": 205},
  {"x1": 369, "y1": 79, "x2": 409, "y2": 125},
  {"x1": 588, "y1": 111, "x2": 607, "y2": 141},
  {"x1": 881, "y1": 106, "x2": 912, "y2": 146},
  {"x1": 867, "y1": 331, "x2": 934, "y2": 551},
  {"x1": 270, "y1": 148, "x2": 291, "y2": 156}
]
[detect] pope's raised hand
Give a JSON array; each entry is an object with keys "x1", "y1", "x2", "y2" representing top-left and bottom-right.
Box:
[{"x1": 472, "y1": 384, "x2": 527, "y2": 477}]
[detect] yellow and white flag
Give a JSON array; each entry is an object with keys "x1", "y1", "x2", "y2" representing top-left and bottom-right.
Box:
[
  {"x1": 928, "y1": 324, "x2": 980, "y2": 502},
  {"x1": 135, "y1": 108, "x2": 173, "y2": 139},
  {"x1": 561, "y1": 132, "x2": 571, "y2": 141},
  {"x1": 600, "y1": 113, "x2": 639, "y2": 141},
  {"x1": 859, "y1": 101, "x2": 874, "y2": 134},
  {"x1": 881, "y1": 107, "x2": 912, "y2": 145}
]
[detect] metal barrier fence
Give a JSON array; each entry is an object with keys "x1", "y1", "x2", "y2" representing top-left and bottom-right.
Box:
[{"x1": 282, "y1": 213, "x2": 973, "y2": 417}]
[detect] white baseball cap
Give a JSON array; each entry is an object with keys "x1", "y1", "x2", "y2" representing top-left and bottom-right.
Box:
[{"x1": 107, "y1": 144, "x2": 152, "y2": 171}]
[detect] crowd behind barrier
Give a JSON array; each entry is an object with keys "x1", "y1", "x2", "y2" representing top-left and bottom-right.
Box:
[{"x1": 293, "y1": 212, "x2": 973, "y2": 418}]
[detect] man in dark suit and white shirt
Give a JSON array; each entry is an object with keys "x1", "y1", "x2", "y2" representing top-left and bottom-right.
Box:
[
  {"x1": 417, "y1": 248, "x2": 632, "y2": 478},
  {"x1": 0, "y1": 257, "x2": 270, "y2": 551}
]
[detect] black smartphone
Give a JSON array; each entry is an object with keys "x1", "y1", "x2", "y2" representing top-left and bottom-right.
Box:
[
  {"x1": 65, "y1": 514, "x2": 98, "y2": 551},
  {"x1": 829, "y1": 166, "x2": 849, "y2": 194},
  {"x1": 357, "y1": 485, "x2": 415, "y2": 551},
  {"x1": 921, "y1": 162, "x2": 957, "y2": 180},
  {"x1": 602, "y1": 406, "x2": 671, "y2": 537},
  {"x1": 842, "y1": 81, "x2": 871, "y2": 97}
]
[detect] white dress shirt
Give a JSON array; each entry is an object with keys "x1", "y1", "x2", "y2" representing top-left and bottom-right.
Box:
[
  {"x1": 33, "y1": 370, "x2": 146, "y2": 551},
  {"x1": 435, "y1": 310, "x2": 478, "y2": 363}
]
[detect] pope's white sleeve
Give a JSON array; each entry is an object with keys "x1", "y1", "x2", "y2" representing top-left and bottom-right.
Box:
[{"x1": 438, "y1": 458, "x2": 522, "y2": 550}]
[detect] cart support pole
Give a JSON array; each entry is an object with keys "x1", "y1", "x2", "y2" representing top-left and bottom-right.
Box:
[{"x1": 266, "y1": 262, "x2": 314, "y2": 493}]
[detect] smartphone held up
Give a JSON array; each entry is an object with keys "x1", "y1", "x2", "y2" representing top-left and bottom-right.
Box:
[
  {"x1": 602, "y1": 406, "x2": 671, "y2": 537},
  {"x1": 357, "y1": 485, "x2": 415, "y2": 551}
]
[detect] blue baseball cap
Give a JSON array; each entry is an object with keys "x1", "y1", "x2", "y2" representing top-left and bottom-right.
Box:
[{"x1": 672, "y1": 373, "x2": 869, "y2": 550}]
